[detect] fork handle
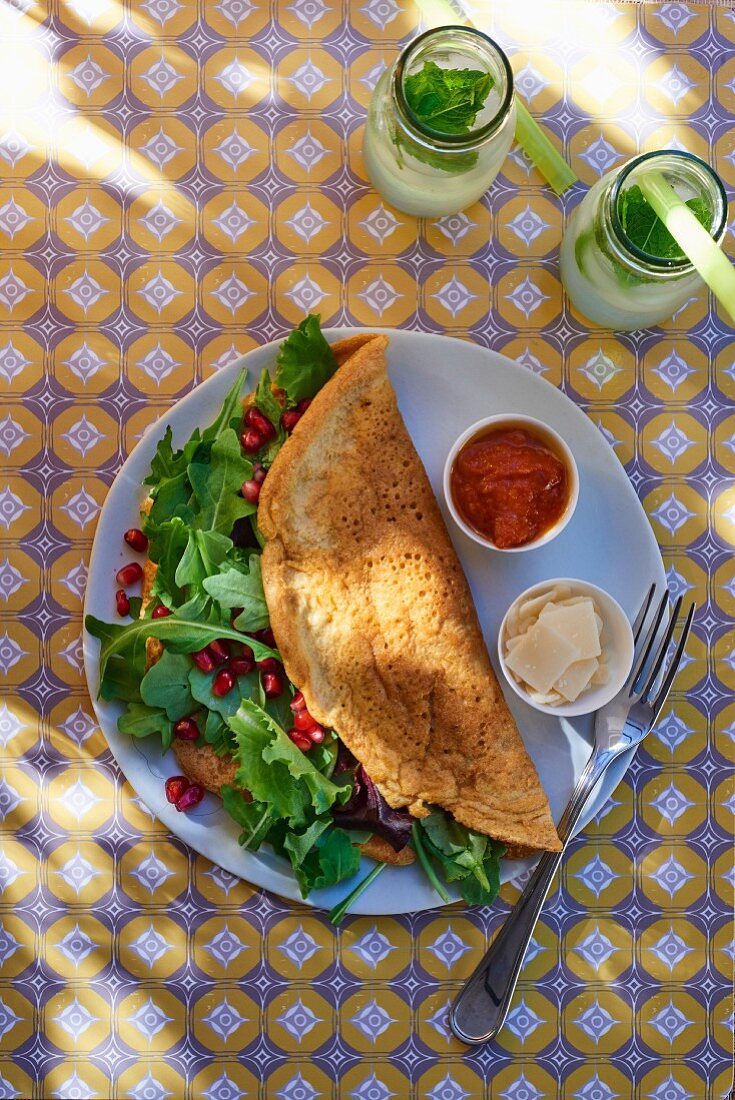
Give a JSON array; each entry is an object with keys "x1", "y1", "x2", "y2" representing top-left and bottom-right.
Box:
[{"x1": 449, "y1": 749, "x2": 609, "y2": 1045}]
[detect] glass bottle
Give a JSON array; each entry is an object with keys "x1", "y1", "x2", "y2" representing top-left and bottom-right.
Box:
[
  {"x1": 363, "y1": 26, "x2": 516, "y2": 219},
  {"x1": 560, "y1": 150, "x2": 727, "y2": 331}
]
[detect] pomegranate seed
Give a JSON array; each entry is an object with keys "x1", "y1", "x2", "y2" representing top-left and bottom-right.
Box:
[
  {"x1": 297, "y1": 398, "x2": 312, "y2": 414},
  {"x1": 282, "y1": 409, "x2": 301, "y2": 433},
  {"x1": 245, "y1": 407, "x2": 276, "y2": 440},
  {"x1": 253, "y1": 463, "x2": 267, "y2": 485},
  {"x1": 208, "y1": 639, "x2": 230, "y2": 665},
  {"x1": 152, "y1": 604, "x2": 172, "y2": 618},
  {"x1": 230, "y1": 656, "x2": 255, "y2": 676},
  {"x1": 173, "y1": 717, "x2": 200, "y2": 741},
  {"x1": 192, "y1": 648, "x2": 215, "y2": 672},
  {"x1": 116, "y1": 562, "x2": 143, "y2": 586},
  {"x1": 257, "y1": 657, "x2": 279, "y2": 672},
  {"x1": 241, "y1": 428, "x2": 264, "y2": 454},
  {"x1": 165, "y1": 775, "x2": 189, "y2": 804},
  {"x1": 294, "y1": 709, "x2": 318, "y2": 732},
  {"x1": 290, "y1": 691, "x2": 306, "y2": 712},
  {"x1": 288, "y1": 729, "x2": 313, "y2": 752},
  {"x1": 212, "y1": 668, "x2": 235, "y2": 697},
  {"x1": 241, "y1": 479, "x2": 261, "y2": 504},
  {"x1": 262, "y1": 671, "x2": 284, "y2": 698},
  {"x1": 241, "y1": 644, "x2": 254, "y2": 661},
  {"x1": 255, "y1": 626, "x2": 276, "y2": 647},
  {"x1": 308, "y1": 725, "x2": 325, "y2": 744},
  {"x1": 175, "y1": 783, "x2": 204, "y2": 812},
  {"x1": 115, "y1": 589, "x2": 130, "y2": 616},
  {"x1": 124, "y1": 528, "x2": 148, "y2": 553}
]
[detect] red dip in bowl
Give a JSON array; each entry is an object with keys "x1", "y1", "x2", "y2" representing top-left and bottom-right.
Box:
[{"x1": 450, "y1": 423, "x2": 570, "y2": 549}]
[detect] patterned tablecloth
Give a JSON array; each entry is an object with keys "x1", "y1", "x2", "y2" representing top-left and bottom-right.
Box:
[{"x1": 1, "y1": 0, "x2": 733, "y2": 1096}]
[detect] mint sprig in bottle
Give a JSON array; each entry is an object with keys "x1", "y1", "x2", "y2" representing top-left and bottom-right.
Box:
[
  {"x1": 363, "y1": 26, "x2": 516, "y2": 218},
  {"x1": 560, "y1": 150, "x2": 727, "y2": 331}
]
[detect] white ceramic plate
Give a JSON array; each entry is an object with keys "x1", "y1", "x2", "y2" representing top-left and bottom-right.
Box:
[{"x1": 84, "y1": 328, "x2": 665, "y2": 915}]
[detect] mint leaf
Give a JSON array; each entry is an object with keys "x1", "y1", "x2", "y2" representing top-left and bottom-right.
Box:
[
  {"x1": 203, "y1": 555, "x2": 269, "y2": 632},
  {"x1": 618, "y1": 184, "x2": 711, "y2": 260},
  {"x1": 275, "y1": 315, "x2": 337, "y2": 404},
  {"x1": 188, "y1": 427, "x2": 254, "y2": 536},
  {"x1": 404, "y1": 61, "x2": 493, "y2": 136},
  {"x1": 140, "y1": 650, "x2": 194, "y2": 721}
]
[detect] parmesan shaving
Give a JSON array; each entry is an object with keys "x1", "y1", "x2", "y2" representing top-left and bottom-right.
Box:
[{"x1": 503, "y1": 587, "x2": 607, "y2": 706}]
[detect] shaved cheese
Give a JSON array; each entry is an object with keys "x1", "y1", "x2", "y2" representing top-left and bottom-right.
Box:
[
  {"x1": 504, "y1": 619, "x2": 579, "y2": 695},
  {"x1": 539, "y1": 600, "x2": 601, "y2": 660},
  {"x1": 519, "y1": 592, "x2": 556, "y2": 620},
  {"x1": 555, "y1": 658, "x2": 600, "y2": 702},
  {"x1": 503, "y1": 586, "x2": 607, "y2": 707}
]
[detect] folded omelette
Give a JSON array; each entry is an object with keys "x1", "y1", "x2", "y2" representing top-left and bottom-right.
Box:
[{"x1": 258, "y1": 334, "x2": 561, "y2": 855}]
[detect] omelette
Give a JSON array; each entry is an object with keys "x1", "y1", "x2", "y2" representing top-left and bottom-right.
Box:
[{"x1": 257, "y1": 334, "x2": 561, "y2": 856}]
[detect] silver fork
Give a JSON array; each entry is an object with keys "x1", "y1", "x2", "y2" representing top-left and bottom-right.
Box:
[{"x1": 450, "y1": 584, "x2": 695, "y2": 1046}]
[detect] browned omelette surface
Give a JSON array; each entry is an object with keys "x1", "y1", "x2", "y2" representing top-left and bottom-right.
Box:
[{"x1": 258, "y1": 335, "x2": 561, "y2": 854}]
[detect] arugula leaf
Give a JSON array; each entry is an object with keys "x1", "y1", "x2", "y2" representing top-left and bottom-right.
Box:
[
  {"x1": 618, "y1": 184, "x2": 711, "y2": 261},
  {"x1": 221, "y1": 786, "x2": 278, "y2": 849},
  {"x1": 190, "y1": 664, "x2": 251, "y2": 721},
  {"x1": 228, "y1": 700, "x2": 351, "y2": 828},
  {"x1": 203, "y1": 709, "x2": 236, "y2": 755},
  {"x1": 86, "y1": 595, "x2": 279, "y2": 688},
  {"x1": 288, "y1": 827, "x2": 362, "y2": 895},
  {"x1": 188, "y1": 427, "x2": 254, "y2": 536},
  {"x1": 253, "y1": 368, "x2": 287, "y2": 466},
  {"x1": 404, "y1": 61, "x2": 493, "y2": 137},
  {"x1": 175, "y1": 529, "x2": 233, "y2": 594},
  {"x1": 148, "y1": 471, "x2": 194, "y2": 527},
  {"x1": 282, "y1": 817, "x2": 333, "y2": 867},
  {"x1": 201, "y1": 369, "x2": 247, "y2": 444},
  {"x1": 145, "y1": 516, "x2": 189, "y2": 605},
  {"x1": 415, "y1": 810, "x2": 504, "y2": 906},
  {"x1": 118, "y1": 701, "x2": 172, "y2": 748},
  {"x1": 98, "y1": 656, "x2": 143, "y2": 703},
  {"x1": 203, "y1": 555, "x2": 269, "y2": 632},
  {"x1": 275, "y1": 315, "x2": 337, "y2": 404},
  {"x1": 140, "y1": 650, "x2": 195, "y2": 721}
]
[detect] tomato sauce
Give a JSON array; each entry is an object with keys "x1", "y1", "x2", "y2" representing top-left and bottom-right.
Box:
[{"x1": 451, "y1": 425, "x2": 569, "y2": 548}]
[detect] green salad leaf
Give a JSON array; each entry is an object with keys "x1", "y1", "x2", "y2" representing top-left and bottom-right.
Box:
[
  {"x1": 117, "y1": 701, "x2": 171, "y2": 746},
  {"x1": 228, "y1": 699, "x2": 351, "y2": 827},
  {"x1": 140, "y1": 650, "x2": 195, "y2": 721},
  {"x1": 188, "y1": 427, "x2": 254, "y2": 535},
  {"x1": 203, "y1": 554, "x2": 269, "y2": 633},
  {"x1": 275, "y1": 314, "x2": 338, "y2": 404},
  {"x1": 404, "y1": 60, "x2": 493, "y2": 136},
  {"x1": 86, "y1": 594, "x2": 279, "y2": 689},
  {"x1": 414, "y1": 809, "x2": 505, "y2": 906}
]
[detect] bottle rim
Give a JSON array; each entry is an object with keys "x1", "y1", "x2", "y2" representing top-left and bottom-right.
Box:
[
  {"x1": 392, "y1": 25, "x2": 515, "y2": 149},
  {"x1": 609, "y1": 149, "x2": 727, "y2": 271}
]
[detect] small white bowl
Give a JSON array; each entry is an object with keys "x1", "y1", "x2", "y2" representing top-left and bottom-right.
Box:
[
  {"x1": 497, "y1": 578, "x2": 635, "y2": 718},
  {"x1": 443, "y1": 414, "x2": 579, "y2": 553}
]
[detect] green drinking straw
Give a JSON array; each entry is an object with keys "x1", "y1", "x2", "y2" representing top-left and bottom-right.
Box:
[
  {"x1": 413, "y1": 0, "x2": 578, "y2": 194},
  {"x1": 637, "y1": 171, "x2": 735, "y2": 327}
]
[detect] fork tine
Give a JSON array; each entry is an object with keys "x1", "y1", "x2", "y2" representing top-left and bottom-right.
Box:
[
  {"x1": 629, "y1": 589, "x2": 670, "y2": 697},
  {"x1": 649, "y1": 602, "x2": 695, "y2": 723},
  {"x1": 640, "y1": 595, "x2": 683, "y2": 704},
  {"x1": 632, "y1": 583, "x2": 656, "y2": 645}
]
